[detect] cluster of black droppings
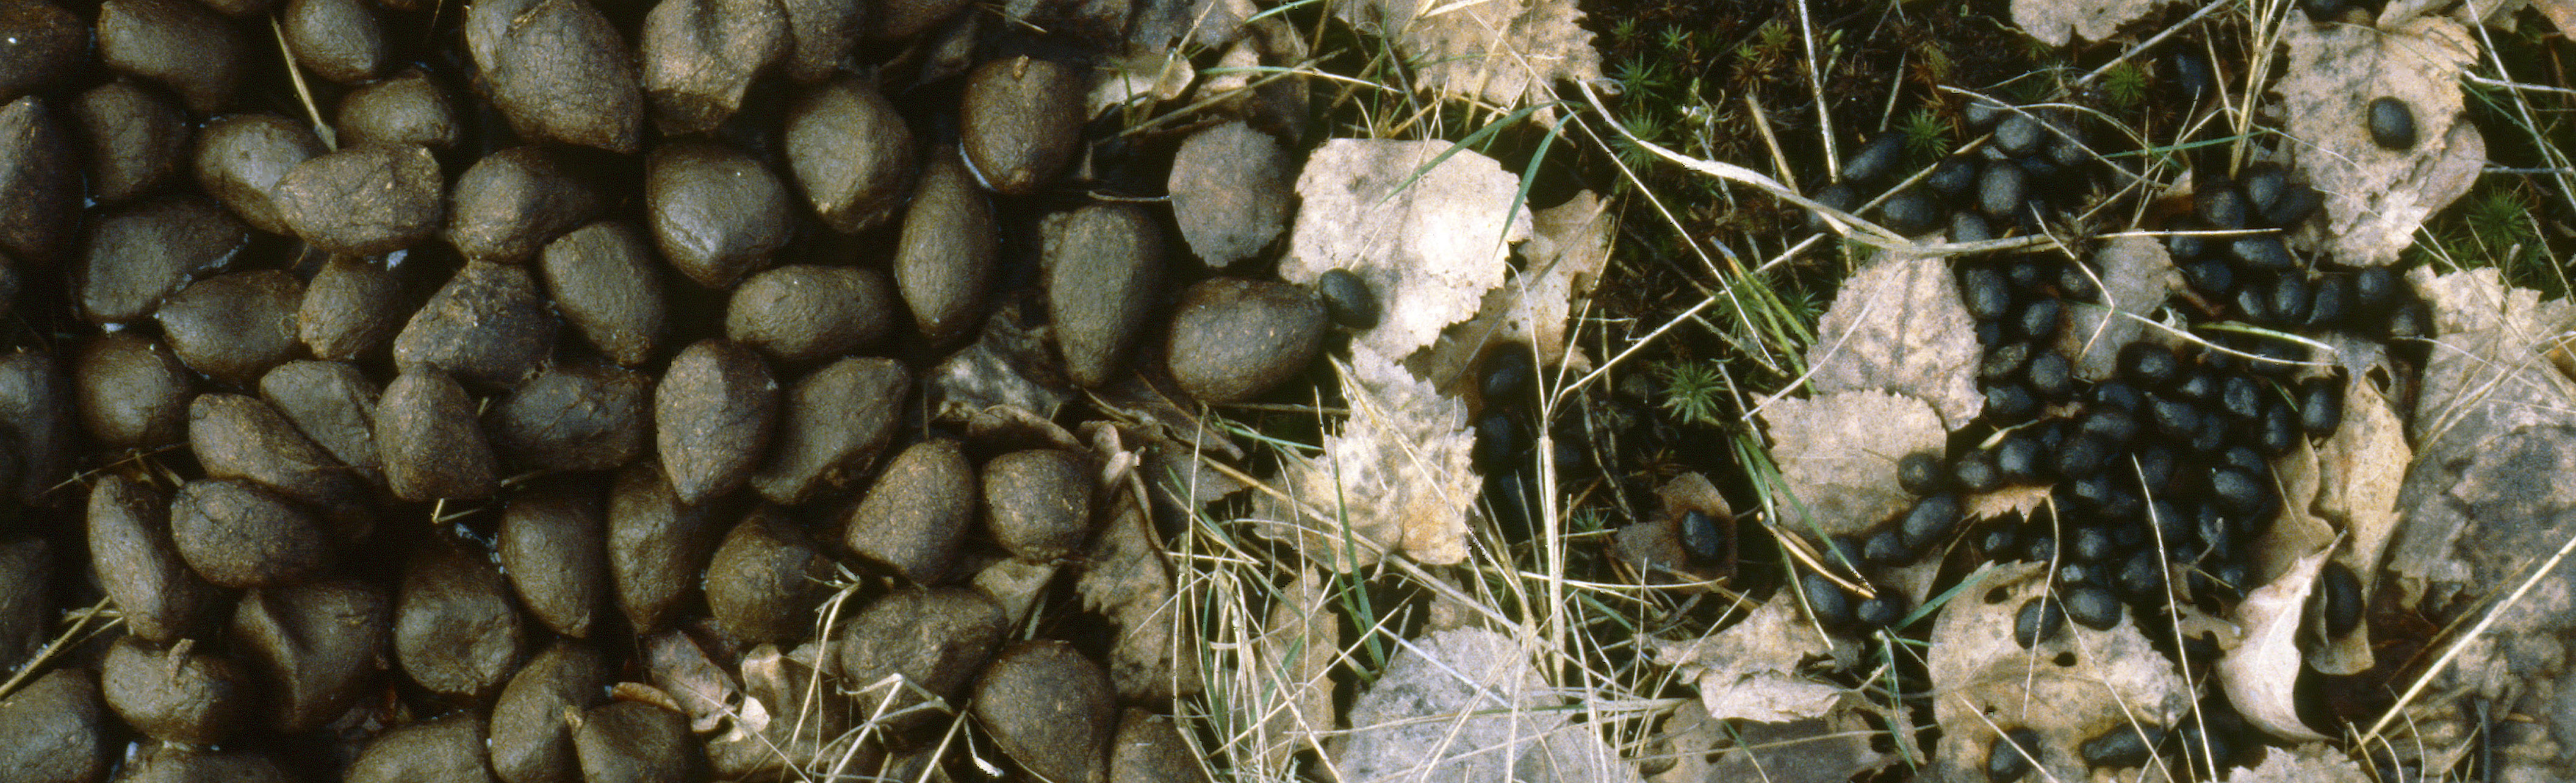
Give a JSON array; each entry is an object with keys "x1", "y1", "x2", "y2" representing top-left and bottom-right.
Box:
[{"x1": 1812, "y1": 98, "x2": 2121, "y2": 244}]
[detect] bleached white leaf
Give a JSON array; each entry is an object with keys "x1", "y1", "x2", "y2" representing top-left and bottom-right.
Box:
[
  {"x1": 1796, "y1": 251, "x2": 1984, "y2": 431},
  {"x1": 1278, "y1": 138, "x2": 1533, "y2": 360},
  {"x1": 2277, "y1": 16, "x2": 2484, "y2": 266},
  {"x1": 1759, "y1": 390, "x2": 1948, "y2": 538},
  {"x1": 1650, "y1": 596, "x2": 1841, "y2": 723},
  {"x1": 1334, "y1": 0, "x2": 1602, "y2": 112},
  {"x1": 1343, "y1": 628, "x2": 1640, "y2": 783},
  {"x1": 2220, "y1": 547, "x2": 2334, "y2": 742},
  {"x1": 1257, "y1": 346, "x2": 1477, "y2": 569},
  {"x1": 2011, "y1": 0, "x2": 2182, "y2": 46}
]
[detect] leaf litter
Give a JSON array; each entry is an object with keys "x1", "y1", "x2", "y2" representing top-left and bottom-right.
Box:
[
  {"x1": 2276, "y1": 15, "x2": 2484, "y2": 266},
  {"x1": 1337, "y1": 627, "x2": 1638, "y2": 783},
  {"x1": 1926, "y1": 562, "x2": 2192, "y2": 783},
  {"x1": 1649, "y1": 595, "x2": 1849, "y2": 724},
  {"x1": 1331, "y1": 0, "x2": 1602, "y2": 112}
]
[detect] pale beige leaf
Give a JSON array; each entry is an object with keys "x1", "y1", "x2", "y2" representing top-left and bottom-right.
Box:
[
  {"x1": 1699, "y1": 709, "x2": 1894, "y2": 783},
  {"x1": 1796, "y1": 251, "x2": 1984, "y2": 431},
  {"x1": 2387, "y1": 268, "x2": 2576, "y2": 592},
  {"x1": 1259, "y1": 346, "x2": 1477, "y2": 569},
  {"x1": 1278, "y1": 138, "x2": 1533, "y2": 360},
  {"x1": 2012, "y1": 0, "x2": 2182, "y2": 45},
  {"x1": 1248, "y1": 567, "x2": 1339, "y2": 773},
  {"x1": 1964, "y1": 484, "x2": 2053, "y2": 523},
  {"x1": 2226, "y1": 743, "x2": 2374, "y2": 783},
  {"x1": 1409, "y1": 190, "x2": 1612, "y2": 390},
  {"x1": 2309, "y1": 380, "x2": 2409, "y2": 675},
  {"x1": 1336, "y1": 0, "x2": 1602, "y2": 111},
  {"x1": 2277, "y1": 16, "x2": 2484, "y2": 266},
  {"x1": 1760, "y1": 390, "x2": 1948, "y2": 537},
  {"x1": 1078, "y1": 488, "x2": 1204, "y2": 701},
  {"x1": 1926, "y1": 563, "x2": 2192, "y2": 783},
  {"x1": 2220, "y1": 547, "x2": 2334, "y2": 742},
  {"x1": 1650, "y1": 596, "x2": 1841, "y2": 723},
  {"x1": 2057, "y1": 235, "x2": 2179, "y2": 381}
]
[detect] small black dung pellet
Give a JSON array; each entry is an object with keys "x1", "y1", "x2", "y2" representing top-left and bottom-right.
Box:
[
  {"x1": 1927, "y1": 156, "x2": 1979, "y2": 196},
  {"x1": 1802, "y1": 572, "x2": 1855, "y2": 627},
  {"x1": 2069, "y1": 524, "x2": 2119, "y2": 562},
  {"x1": 2063, "y1": 585, "x2": 2123, "y2": 629},
  {"x1": 2220, "y1": 374, "x2": 2264, "y2": 420},
  {"x1": 1979, "y1": 524, "x2": 2020, "y2": 559},
  {"x1": 2354, "y1": 265, "x2": 2400, "y2": 312},
  {"x1": 2090, "y1": 381, "x2": 2144, "y2": 412},
  {"x1": 2196, "y1": 181, "x2": 2250, "y2": 229},
  {"x1": 2300, "y1": 378, "x2": 2344, "y2": 435},
  {"x1": 1863, "y1": 527, "x2": 1913, "y2": 567},
  {"x1": 2240, "y1": 163, "x2": 2288, "y2": 215},
  {"x1": 1954, "y1": 450, "x2": 2004, "y2": 493},
  {"x1": 1824, "y1": 535, "x2": 1868, "y2": 578},
  {"x1": 2301, "y1": 0, "x2": 2353, "y2": 23},
  {"x1": 1843, "y1": 133, "x2": 1906, "y2": 183},
  {"x1": 2132, "y1": 443, "x2": 2179, "y2": 490},
  {"x1": 2006, "y1": 259, "x2": 2049, "y2": 291},
  {"x1": 1995, "y1": 114, "x2": 2045, "y2": 157},
  {"x1": 1961, "y1": 265, "x2": 2013, "y2": 321},
  {"x1": 1982, "y1": 341, "x2": 2034, "y2": 382},
  {"x1": 2056, "y1": 433, "x2": 2115, "y2": 479},
  {"x1": 1855, "y1": 592, "x2": 1909, "y2": 631},
  {"x1": 2190, "y1": 410, "x2": 2232, "y2": 453},
  {"x1": 2167, "y1": 48, "x2": 2215, "y2": 103},
  {"x1": 2026, "y1": 352, "x2": 2074, "y2": 399},
  {"x1": 2264, "y1": 183, "x2": 2323, "y2": 227},
  {"x1": 2232, "y1": 281, "x2": 2277, "y2": 324},
  {"x1": 1898, "y1": 451, "x2": 1946, "y2": 495},
  {"x1": 2056, "y1": 262, "x2": 2099, "y2": 301},
  {"x1": 2079, "y1": 723, "x2": 2162, "y2": 769},
  {"x1": 2022, "y1": 534, "x2": 2057, "y2": 564},
  {"x1": 1474, "y1": 413, "x2": 1520, "y2": 471},
  {"x1": 1315, "y1": 268, "x2": 1380, "y2": 329},
  {"x1": 2148, "y1": 395, "x2": 2201, "y2": 440},
  {"x1": 2388, "y1": 300, "x2": 2431, "y2": 340},
  {"x1": 2308, "y1": 273, "x2": 2355, "y2": 327},
  {"x1": 1680, "y1": 510, "x2": 1725, "y2": 563},
  {"x1": 2120, "y1": 343, "x2": 2182, "y2": 387},
  {"x1": 2185, "y1": 258, "x2": 2237, "y2": 299},
  {"x1": 2078, "y1": 407, "x2": 2140, "y2": 445},
  {"x1": 2193, "y1": 503, "x2": 2237, "y2": 561},
  {"x1": 1987, "y1": 728, "x2": 2044, "y2": 782},
  {"x1": 2166, "y1": 231, "x2": 2210, "y2": 262},
  {"x1": 2256, "y1": 402, "x2": 2301, "y2": 454},
  {"x1": 1808, "y1": 182, "x2": 1858, "y2": 233},
  {"x1": 1880, "y1": 190, "x2": 1943, "y2": 235},
  {"x1": 2057, "y1": 560, "x2": 2106, "y2": 587},
  {"x1": 2013, "y1": 297, "x2": 2062, "y2": 342},
  {"x1": 1986, "y1": 382, "x2": 2040, "y2": 423},
  {"x1": 2247, "y1": 340, "x2": 2303, "y2": 378},
  {"x1": 2367, "y1": 96, "x2": 2417, "y2": 151},
  {"x1": 1900, "y1": 494, "x2": 1963, "y2": 549},
  {"x1": 2014, "y1": 597, "x2": 2066, "y2": 648},
  {"x1": 2209, "y1": 560, "x2": 2252, "y2": 602},
  {"x1": 2320, "y1": 560, "x2": 2366, "y2": 637},
  {"x1": 2220, "y1": 445, "x2": 2268, "y2": 476},
  {"x1": 1978, "y1": 163, "x2": 2028, "y2": 219},
  {"x1": 2269, "y1": 273, "x2": 2312, "y2": 325},
  {"x1": 2209, "y1": 466, "x2": 2271, "y2": 518},
  {"x1": 1963, "y1": 98, "x2": 2009, "y2": 130},
  {"x1": 2117, "y1": 548, "x2": 2167, "y2": 600},
  {"x1": 2175, "y1": 710, "x2": 2245, "y2": 776},
  {"x1": 1996, "y1": 433, "x2": 2048, "y2": 485},
  {"x1": 1951, "y1": 210, "x2": 1997, "y2": 244},
  {"x1": 2229, "y1": 234, "x2": 2295, "y2": 271},
  {"x1": 2176, "y1": 370, "x2": 2220, "y2": 402},
  {"x1": 1481, "y1": 349, "x2": 1534, "y2": 406}
]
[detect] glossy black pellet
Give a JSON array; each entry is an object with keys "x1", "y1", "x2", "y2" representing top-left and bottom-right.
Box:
[
  {"x1": 1843, "y1": 133, "x2": 1906, "y2": 184},
  {"x1": 2220, "y1": 445, "x2": 2267, "y2": 476},
  {"x1": 2014, "y1": 598, "x2": 2065, "y2": 648},
  {"x1": 2057, "y1": 434, "x2": 2116, "y2": 479},
  {"x1": 2057, "y1": 262, "x2": 2099, "y2": 301},
  {"x1": 2117, "y1": 548, "x2": 2167, "y2": 600},
  {"x1": 1474, "y1": 414, "x2": 1521, "y2": 471},
  {"x1": 2148, "y1": 394, "x2": 2201, "y2": 440},
  {"x1": 2209, "y1": 466, "x2": 2270, "y2": 517},
  {"x1": 2175, "y1": 712, "x2": 2243, "y2": 776},
  {"x1": 2184, "y1": 258, "x2": 2236, "y2": 298},
  {"x1": 2264, "y1": 183, "x2": 2322, "y2": 227},
  {"x1": 2063, "y1": 585, "x2": 2124, "y2": 629},
  {"x1": 2209, "y1": 560, "x2": 2251, "y2": 602},
  {"x1": 2069, "y1": 524, "x2": 2119, "y2": 562},
  {"x1": 2146, "y1": 499, "x2": 2189, "y2": 544},
  {"x1": 2090, "y1": 381, "x2": 2144, "y2": 412},
  {"x1": 2247, "y1": 340, "x2": 2303, "y2": 377},
  {"x1": 2367, "y1": 96, "x2": 2416, "y2": 151},
  {"x1": 2256, "y1": 402, "x2": 2300, "y2": 454},
  {"x1": 1802, "y1": 572, "x2": 1855, "y2": 628},
  {"x1": 2320, "y1": 560, "x2": 2364, "y2": 637},
  {"x1": 2167, "y1": 48, "x2": 2216, "y2": 103},
  {"x1": 2046, "y1": 124, "x2": 2090, "y2": 168},
  {"x1": 1979, "y1": 524, "x2": 2020, "y2": 559},
  {"x1": 1954, "y1": 450, "x2": 2004, "y2": 493},
  {"x1": 2387, "y1": 300, "x2": 2431, "y2": 340},
  {"x1": 1808, "y1": 182, "x2": 1858, "y2": 233},
  {"x1": 1963, "y1": 98, "x2": 2009, "y2": 130},
  {"x1": 1880, "y1": 190, "x2": 1943, "y2": 235},
  {"x1": 1900, "y1": 494, "x2": 1964, "y2": 549},
  {"x1": 2176, "y1": 371, "x2": 2220, "y2": 402},
  {"x1": 1986, "y1": 382, "x2": 2040, "y2": 423},
  {"x1": 1951, "y1": 210, "x2": 1996, "y2": 244},
  {"x1": 1316, "y1": 268, "x2": 1380, "y2": 328},
  {"x1": 2301, "y1": 0, "x2": 2353, "y2": 23},
  {"x1": 2113, "y1": 516, "x2": 2149, "y2": 548},
  {"x1": 2022, "y1": 534, "x2": 2057, "y2": 564},
  {"x1": 2354, "y1": 265, "x2": 2400, "y2": 312},
  {"x1": 2079, "y1": 723, "x2": 2162, "y2": 769},
  {"x1": 1978, "y1": 163, "x2": 2029, "y2": 219},
  {"x1": 2240, "y1": 163, "x2": 2289, "y2": 215},
  {"x1": 1863, "y1": 527, "x2": 1913, "y2": 567},
  {"x1": 2096, "y1": 482, "x2": 2143, "y2": 521},
  {"x1": 1854, "y1": 592, "x2": 1908, "y2": 631},
  {"x1": 2189, "y1": 412, "x2": 2231, "y2": 453},
  {"x1": 2006, "y1": 259, "x2": 2049, "y2": 291},
  {"x1": 2056, "y1": 560, "x2": 2104, "y2": 587},
  {"x1": 1898, "y1": 452, "x2": 1947, "y2": 496},
  {"x1": 2079, "y1": 407, "x2": 2140, "y2": 446},
  {"x1": 1962, "y1": 266, "x2": 2013, "y2": 321},
  {"x1": 2165, "y1": 231, "x2": 2210, "y2": 262},
  {"x1": 2027, "y1": 352, "x2": 2074, "y2": 399},
  {"x1": 2120, "y1": 343, "x2": 2182, "y2": 387},
  {"x1": 2308, "y1": 273, "x2": 2355, "y2": 327},
  {"x1": 1988, "y1": 728, "x2": 2044, "y2": 782},
  {"x1": 2269, "y1": 273, "x2": 2312, "y2": 325},
  {"x1": 2131, "y1": 444, "x2": 2179, "y2": 490},
  {"x1": 2013, "y1": 297, "x2": 2062, "y2": 341},
  {"x1": 1981, "y1": 342, "x2": 2034, "y2": 382},
  {"x1": 1995, "y1": 114, "x2": 2045, "y2": 157},
  {"x1": 1995, "y1": 434, "x2": 2047, "y2": 485},
  {"x1": 2229, "y1": 234, "x2": 2295, "y2": 271},
  {"x1": 1680, "y1": 509, "x2": 1725, "y2": 563},
  {"x1": 1824, "y1": 535, "x2": 1868, "y2": 578},
  {"x1": 2301, "y1": 378, "x2": 2344, "y2": 435},
  {"x1": 2220, "y1": 374, "x2": 2264, "y2": 420},
  {"x1": 1481, "y1": 349, "x2": 1534, "y2": 406},
  {"x1": 2197, "y1": 186, "x2": 2250, "y2": 230},
  {"x1": 1927, "y1": 156, "x2": 1980, "y2": 196},
  {"x1": 2232, "y1": 281, "x2": 2276, "y2": 324}
]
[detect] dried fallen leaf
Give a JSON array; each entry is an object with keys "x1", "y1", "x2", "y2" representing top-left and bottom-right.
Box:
[
  {"x1": 1257, "y1": 346, "x2": 1477, "y2": 569},
  {"x1": 2309, "y1": 379, "x2": 2409, "y2": 675},
  {"x1": 2226, "y1": 742, "x2": 2373, "y2": 783},
  {"x1": 1760, "y1": 390, "x2": 1948, "y2": 538},
  {"x1": 1077, "y1": 482, "x2": 1203, "y2": 701},
  {"x1": 2220, "y1": 547, "x2": 2333, "y2": 742},
  {"x1": 2277, "y1": 16, "x2": 2483, "y2": 266},
  {"x1": 1244, "y1": 567, "x2": 1337, "y2": 773},
  {"x1": 1650, "y1": 595, "x2": 1841, "y2": 724},
  {"x1": 1277, "y1": 138, "x2": 1532, "y2": 361},
  {"x1": 2011, "y1": 0, "x2": 2181, "y2": 45},
  {"x1": 1333, "y1": 0, "x2": 1601, "y2": 112},
  {"x1": 2057, "y1": 235, "x2": 2178, "y2": 382},
  {"x1": 1963, "y1": 484, "x2": 2054, "y2": 523},
  {"x1": 1793, "y1": 251, "x2": 1983, "y2": 431},
  {"x1": 2388, "y1": 268, "x2": 2576, "y2": 593},
  {"x1": 641, "y1": 629, "x2": 743, "y2": 735},
  {"x1": 1340, "y1": 628, "x2": 1638, "y2": 783},
  {"x1": 1927, "y1": 562, "x2": 2191, "y2": 783},
  {"x1": 1412, "y1": 190, "x2": 1614, "y2": 387},
  {"x1": 1696, "y1": 709, "x2": 1893, "y2": 783}
]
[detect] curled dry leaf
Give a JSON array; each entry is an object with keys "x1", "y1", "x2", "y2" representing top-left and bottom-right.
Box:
[
  {"x1": 1242, "y1": 567, "x2": 1336, "y2": 774},
  {"x1": 1412, "y1": 190, "x2": 1614, "y2": 386},
  {"x1": 1332, "y1": 0, "x2": 1600, "y2": 112},
  {"x1": 1276, "y1": 138, "x2": 1530, "y2": 361},
  {"x1": 1256, "y1": 347, "x2": 1475, "y2": 569},
  {"x1": 2220, "y1": 548, "x2": 2334, "y2": 742},
  {"x1": 1075, "y1": 485, "x2": 1203, "y2": 701},
  {"x1": 2308, "y1": 380, "x2": 2409, "y2": 676},
  {"x1": 641, "y1": 629, "x2": 741, "y2": 735},
  {"x1": 2056, "y1": 235, "x2": 2178, "y2": 382},
  {"x1": 1793, "y1": 251, "x2": 1982, "y2": 431},
  {"x1": 1926, "y1": 562, "x2": 2190, "y2": 783},
  {"x1": 1758, "y1": 390, "x2": 1947, "y2": 538},
  {"x1": 1649, "y1": 595, "x2": 1841, "y2": 724},
  {"x1": 2278, "y1": 16, "x2": 2483, "y2": 266},
  {"x1": 2011, "y1": 0, "x2": 2180, "y2": 45}
]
